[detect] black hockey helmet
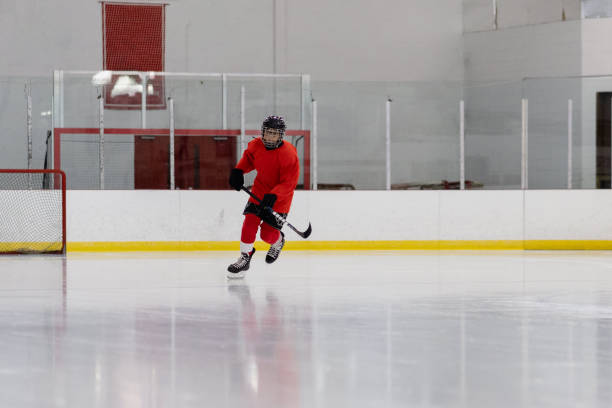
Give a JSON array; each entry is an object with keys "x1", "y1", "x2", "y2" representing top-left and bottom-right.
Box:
[{"x1": 261, "y1": 115, "x2": 286, "y2": 149}]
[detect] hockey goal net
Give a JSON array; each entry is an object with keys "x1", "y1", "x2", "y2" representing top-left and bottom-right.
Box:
[{"x1": 0, "y1": 170, "x2": 66, "y2": 254}]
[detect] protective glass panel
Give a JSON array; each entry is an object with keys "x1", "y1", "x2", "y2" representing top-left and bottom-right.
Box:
[
  {"x1": 311, "y1": 81, "x2": 385, "y2": 190},
  {"x1": 0, "y1": 78, "x2": 28, "y2": 169},
  {"x1": 523, "y1": 78, "x2": 581, "y2": 189},
  {"x1": 390, "y1": 81, "x2": 462, "y2": 190},
  {"x1": 464, "y1": 80, "x2": 523, "y2": 189},
  {"x1": 53, "y1": 71, "x2": 310, "y2": 190}
]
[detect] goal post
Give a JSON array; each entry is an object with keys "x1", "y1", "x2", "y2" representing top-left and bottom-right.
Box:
[{"x1": 0, "y1": 169, "x2": 66, "y2": 254}]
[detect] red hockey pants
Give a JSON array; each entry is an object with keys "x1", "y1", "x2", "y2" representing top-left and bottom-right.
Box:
[{"x1": 241, "y1": 213, "x2": 281, "y2": 245}]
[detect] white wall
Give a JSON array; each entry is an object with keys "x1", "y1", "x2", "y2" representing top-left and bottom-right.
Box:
[
  {"x1": 284, "y1": 0, "x2": 464, "y2": 81},
  {"x1": 463, "y1": 21, "x2": 582, "y2": 82},
  {"x1": 165, "y1": 0, "x2": 274, "y2": 74},
  {"x1": 497, "y1": 0, "x2": 580, "y2": 29},
  {"x1": 0, "y1": 1, "x2": 100, "y2": 76},
  {"x1": 463, "y1": 20, "x2": 582, "y2": 188},
  {"x1": 0, "y1": 0, "x2": 464, "y2": 81},
  {"x1": 463, "y1": 0, "x2": 496, "y2": 32},
  {"x1": 582, "y1": 18, "x2": 612, "y2": 75},
  {"x1": 66, "y1": 190, "x2": 612, "y2": 246},
  {"x1": 463, "y1": 0, "x2": 581, "y2": 33}
]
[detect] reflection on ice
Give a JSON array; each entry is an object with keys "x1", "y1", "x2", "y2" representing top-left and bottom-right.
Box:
[{"x1": 1, "y1": 251, "x2": 612, "y2": 407}]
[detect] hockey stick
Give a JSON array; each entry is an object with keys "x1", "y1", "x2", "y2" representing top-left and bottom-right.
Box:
[{"x1": 241, "y1": 187, "x2": 312, "y2": 239}]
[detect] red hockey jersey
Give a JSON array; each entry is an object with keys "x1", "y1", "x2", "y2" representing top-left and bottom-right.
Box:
[{"x1": 236, "y1": 138, "x2": 300, "y2": 213}]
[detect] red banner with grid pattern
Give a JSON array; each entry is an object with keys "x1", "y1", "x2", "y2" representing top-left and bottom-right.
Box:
[{"x1": 102, "y1": 2, "x2": 166, "y2": 109}]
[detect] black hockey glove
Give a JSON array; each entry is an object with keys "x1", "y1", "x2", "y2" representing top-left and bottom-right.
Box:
[
  {"x1": 258, "y1": 193, "x2": 278, "y2": 225},
  {"x1": 229, "y1": 168, "x2": 244, "y2": 191},
  {"x1": 260, "y1": 193, "x2": 277, "y2": 210}
]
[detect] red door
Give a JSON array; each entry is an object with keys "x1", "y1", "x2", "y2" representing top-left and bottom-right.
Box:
[{"x1": 134, "y1": 135, "x2": 236, "y2": 189}]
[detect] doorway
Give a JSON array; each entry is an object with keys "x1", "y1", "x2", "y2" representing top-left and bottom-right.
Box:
[
  {"x1": 596, "y1": 92, "x2": 611, "y2": 188},
  {"x1": 134, "y1": 134, "x2": 236, "y2": 189}
]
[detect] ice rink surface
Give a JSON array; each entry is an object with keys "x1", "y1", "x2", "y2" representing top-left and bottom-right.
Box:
[{"x1": 1, "y1": 250, "x2": 612, "y2": 407}]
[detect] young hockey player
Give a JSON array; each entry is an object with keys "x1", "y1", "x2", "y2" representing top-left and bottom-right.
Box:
[{"x1": 227, "y1": 115, "x2": 300, "y2": 278}]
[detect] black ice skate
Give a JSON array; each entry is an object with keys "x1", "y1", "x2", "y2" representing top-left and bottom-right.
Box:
[
  {"x1": 227, "y1": 248, "x2": 256, "y2": 279},
  {"x1": 265, "y1": 232, "x2": 285, "y2": 264}
]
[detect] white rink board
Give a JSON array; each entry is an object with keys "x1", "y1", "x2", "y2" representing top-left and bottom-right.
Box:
[
  {"x1": 67, "y1": 190, "x2": 441, "y2": 242},
  {"x1": 65, "y1": 190, "x2": 612, "y2": 244},
  {"x1": 524, "y1": 190, "x2": 612, "y2": 240},
  {"x1": 301, "y1": 191, "x2": 439, "y2": 240},
  {"x1": 439, "y1": 190, "x2": 524, "y2": 240},
  {"x1": 67, "y1": 191, "x2": 181, "y2": 242}
]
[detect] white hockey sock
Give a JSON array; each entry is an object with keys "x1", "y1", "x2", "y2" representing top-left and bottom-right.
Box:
[{"x1": 240, "y1": 241, "x2": 254, "y2": 254}]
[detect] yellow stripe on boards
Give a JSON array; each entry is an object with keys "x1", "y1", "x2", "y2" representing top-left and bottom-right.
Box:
[
  {"x1": 438, "y1": 240, "x2": 524, "y2": 250},
  {"x1": 284, "y1": 241, "x2": 507, "y2": 250},
  {"x1": 68, "y1": 241, "x2": 237, "y2": 252},
  {"x1": 66, "y1": 241, "x2": 446, "y2": 252},
  {"x1": 524, "y1": 240, "x2": 612, "y2": 250},
  {"x1": 0, "y1": 242, "x2": 62, "y2": 252},
  {"x1": 64, "y1": 240, "x2": 612, "y2": 252},
  {"x1": 284, "y1": 240, "x2": 436, "y2": 250},
  {"x1": 66, "y1": 240, "x2": 459, "y2": 252}
]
